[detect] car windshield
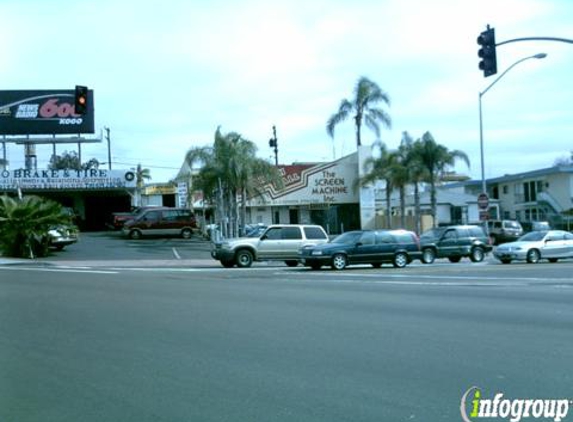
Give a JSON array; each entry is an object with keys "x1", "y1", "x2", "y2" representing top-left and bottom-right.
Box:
[
  {"x1": 518, "y1": 231, "x2": 548, "y2": 242},
  {"x1": 420, "y1": 228, "x2": 446, "y2": 239},
  {"x1": 505, "y1": 221, "x2": 521, "y2": 229},
  {"x1": 331, "y1": 232, "x2": 363, "y2": 244}
]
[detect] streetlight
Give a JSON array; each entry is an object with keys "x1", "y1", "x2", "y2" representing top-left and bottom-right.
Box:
[{"x1": 478, "y1": 52, "x2": 547, "y2": 197}]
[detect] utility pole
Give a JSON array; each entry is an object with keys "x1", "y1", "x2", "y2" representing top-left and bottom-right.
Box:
[
  {"x1": 104, "y1": 127, "x2": 112, "y2": 170},
  {"x1": 269, "y1": 125, "x2": 278, "y2": 166}
]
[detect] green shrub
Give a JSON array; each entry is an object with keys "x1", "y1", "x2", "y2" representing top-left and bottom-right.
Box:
[{"x1": 0, "y1": 195, "x2": 71, "y2": 258}]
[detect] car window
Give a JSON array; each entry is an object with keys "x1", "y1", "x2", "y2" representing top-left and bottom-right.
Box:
[
  {"x1": 504, "y1": 221, "x2": 521, "y2": 229},
  {"x1": 468, "y1": 227, "x2": 485, "y2": 237},
  {"x1": 359, "y1": 232, "x2": 375, "y2": 245},
  {"x1": 455, "y1": 228, "x2": 468, "y2": 238},
  {"x1": 442, "y1": 230, "x2": 457, "y2": 240},
  {"x1": 263, "y1": 227, "x2": 282, "y2": 240},
  {"x1": 546, "y1": 233, "x2": 564, "y2": 242},
  {"x1": 143, "y1": 210, "x2": 161, "y2": 222},
  {"x1": 420, "y1": 228, "x2": 445, "y2": 240},
  {"x1": 304, "y1": 226, "x2": 327, "y2": 240},
  {"x1": 282, "y1": 227, "x2": 302, "y2": 240},
  {"x1": 332, "y1": 232, "x2": 362, "y2": 244},
  {"x1": 519, "y1": 231, "x2": 546, "y2": 241},
  {"x1": 394, "y1": 233, "x2": 415, "y2": 244},
  {"x1": 376, "y1": 232, "x2": 394, "y2": 244},
  {"x1": 564, "y1": 232, "x2": 573, "y2": 241},
  {"x1": 162, "y1": 210, "x2": 179, "y2": 222}
]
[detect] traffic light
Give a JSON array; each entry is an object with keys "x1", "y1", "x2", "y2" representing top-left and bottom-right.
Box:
[
  {"x1": 477, "y1": 26, "x2": 497, "y2": 77},
  {"x1": 74, "y1": 85, "x2": 88, "y2": 115}
]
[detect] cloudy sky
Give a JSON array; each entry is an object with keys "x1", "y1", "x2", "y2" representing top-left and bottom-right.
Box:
[{"x1": 1, "y1": 0, "x2": 572, "y2": 183}]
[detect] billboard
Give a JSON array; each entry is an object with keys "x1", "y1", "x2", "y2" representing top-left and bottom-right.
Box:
[{"x1": 0, "y1": 90, "x2": 95, "y2": 135}]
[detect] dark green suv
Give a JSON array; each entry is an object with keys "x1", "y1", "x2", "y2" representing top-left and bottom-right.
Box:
[{"x1": 419, "y1": 225, "x2": 492, "y2": 264}]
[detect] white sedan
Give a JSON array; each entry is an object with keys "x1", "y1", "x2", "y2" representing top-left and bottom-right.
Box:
[{"x1": 493, "y1": 230, "x2": 573, "y2": 264}]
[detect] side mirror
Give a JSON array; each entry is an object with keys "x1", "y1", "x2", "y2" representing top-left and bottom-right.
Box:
[{"x1": 356, "y1": 242, "x2": 363, "y2": 247}]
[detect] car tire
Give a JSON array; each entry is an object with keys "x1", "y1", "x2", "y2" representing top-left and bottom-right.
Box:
[
  {"x1": 331, "y1": 254, "x2": 347, "y2": 270},
  {"x1": 310, "y1": 262, "x2": 322, "y2": 271},
  {"x1": 129, "y1": 229, "x2": 142, "y2": 240},
  {"x1": 548, "y1": 258, "x2": 558, "y2": 263},
  {"x1": 469, "y1": 247, "x2": 485, "y2": 263},
  {"x1": 221, "y1": 260, "x2": 235, "y2": 268},
  {"x1": 393, "y1": 252, "x2": 408, "y2": 268},
  {"x1": 285, "y1": 260, "x2": 299, "y2": 267},
  {"x1": 526, "y1": 249, "x2": 540, "y2": 264},
  {"x1": 448, "y1": 256, "x2": 462, "y2": 263},
  {"x1": 235, "y1": 249, "x2": 254, "y2": 268},
  {"x1": 421, "y1": 248, "x2": 436, "y2": 264},
  {"x1": 181, "y1": 228, "x2": 193, "y2": 239}
]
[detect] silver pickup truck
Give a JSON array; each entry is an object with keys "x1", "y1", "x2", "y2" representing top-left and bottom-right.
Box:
[{"x1": 211, "y1": 224, "x2": 329, "y2": 268}]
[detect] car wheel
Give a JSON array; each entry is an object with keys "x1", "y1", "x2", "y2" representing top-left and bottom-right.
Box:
[
  {"x1": 548, "y1": 258, "x2": 558, "y2": 263},
  {"x1": 393, "y1": 252, "x2": 408, "y2": 268},
  {"x1": 221, "y1": 260, "x2": 235, "y2": 268},
  {"x1": 310, "y1": 262, "x2": 322, "y2": 271},
  {"x1": 371, "y1": 263, "x2": 382, "y2": 268},
  {"x1": 331, "y1": 254, "x2": 347, "y2": 270},
  {"x1": 469, "y1": 247, "x2": 485, "y2": 263},
  {"x1": 421, "y1": 248, "x2": 436, "y2": 264},
  {"x1": 181, "y1": 228, "x2": 193, "y2": 239},
  {"x1": 500, "y1": 258, "x2": 512, "y2": 264},
  {"x1": 526, "y1": 249, "x2": 540, "y2": 264},
  {"x1": 235, "y1": 249, "x2": 254, "y2": 268},
  {"x1": 285, "y1": 260, "x2": 299, "y2": 267},
  {"x1": 129, "y1": 229, "x2": 142, "y2": 240},
  {"x1": 448, "y1": 256, "x2": 462, "y2": 263}
]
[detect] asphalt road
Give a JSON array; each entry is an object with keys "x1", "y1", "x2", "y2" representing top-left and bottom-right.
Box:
[{"x1": 1, "y1": 263, "x2": 572, "y2": 422}]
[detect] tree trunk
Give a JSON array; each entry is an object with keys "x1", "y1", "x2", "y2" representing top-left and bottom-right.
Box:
[
  {"x1": 414, "y1": 182, "x2": 421, "y2": 235},
  {"x1": 385, "y1": 184, "x2": 392, "y2": 229},
  {"x1": 399, "y1": 185, "x2": 406, "y2": 228},
  {"x1": 430, "y1": 178, "x2": 437, "y2": 228}
]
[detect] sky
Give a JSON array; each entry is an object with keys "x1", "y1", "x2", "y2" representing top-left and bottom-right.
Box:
[{"x1": 1, "y1": 0, "x2": 572, "y2": 183}]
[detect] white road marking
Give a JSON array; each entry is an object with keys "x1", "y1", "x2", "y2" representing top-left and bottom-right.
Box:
[
  {"x1": 0, "y1": 267, "x2": 118, "y2": 274},
  {"x1": 172, "y1": 248, "x2": 181, "y2": 260}
]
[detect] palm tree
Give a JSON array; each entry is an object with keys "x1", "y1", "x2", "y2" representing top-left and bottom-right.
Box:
[
  {"x1": 134, "y1": 164, "x2": 151, "y2": 207},
  {"x1": 185, "y1": 127, "x2": 282, "y2": 238},
  {"x1": 359, "y1": 142, "x2": 394, "y2": 228},
  {"x1": 417, "y1": 132, "x2": 470, "y2": 227},
  {"x1": 327, "y1": 76, "x2": 392, "y2": 149},
  {"x1": 399, "y1": 132, "x2": 429, "y2": 234},
  {"x1": 0, "y1": 195, "x2": 70, "y2": 258}
]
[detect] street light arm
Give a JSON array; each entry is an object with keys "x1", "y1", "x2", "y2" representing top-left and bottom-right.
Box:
[{"x1": 480, "y1": 54, "x2": 546, "y2": 97}]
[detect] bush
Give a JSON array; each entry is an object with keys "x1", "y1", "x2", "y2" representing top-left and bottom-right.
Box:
[{"x1": 0, "y1": 195, "x2": 71, "y2": 258}]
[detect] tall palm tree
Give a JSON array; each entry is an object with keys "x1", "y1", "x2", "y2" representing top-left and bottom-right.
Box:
[
  {"x1": 134, "y1": 163, "x2": 151, "y2": 207},
  {"x1": 359, "y1": 142, "x2": 394, "y2": 228},
  {"x1": 326, "y1": 76, "x2": 392, "y2": 149},
  {"x1": 400, "y1": 132, "x2": 429, "y2": 234},
  {"x1": 417, "y1": 132, "x2": 470, "y2": 227}
]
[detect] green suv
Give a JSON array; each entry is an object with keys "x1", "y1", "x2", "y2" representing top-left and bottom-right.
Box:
[{"x1": 419, "y1": 225, "x2": 492, "y2": 264}]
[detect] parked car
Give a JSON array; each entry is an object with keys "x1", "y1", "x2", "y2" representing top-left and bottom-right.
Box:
[
  {"x1": 48, "y1": 224, "x2": 79, "y2": 250},
  {"x1": 122, "y1": 208, "x2": 197, "y2": 239},
  {"x1": 520, "y1": 221, "x2": 551, "y2": 233},
  {"x1": 110, "y1": 205, "x2": 167, "y2": 230},
  {"x1": 211, "y1": 224, "x2": 329, "y2": 268},
  {"x1": 493, "y1": 230, "x2": 573, "y2": 264},
  {"x1": 487, "y1": 220, "x2": 523, "y2": 244},
  {"x1": 419, "y1": 225, "x2": 492, "y2": 264},
  {"x1": 300, "y1": 229, "x2": 421, "y2": 270}
]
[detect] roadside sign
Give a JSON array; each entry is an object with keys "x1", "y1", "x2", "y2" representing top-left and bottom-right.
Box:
[{"x1": 477, "y1": 193, "x2": 489, "y2": 210}]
